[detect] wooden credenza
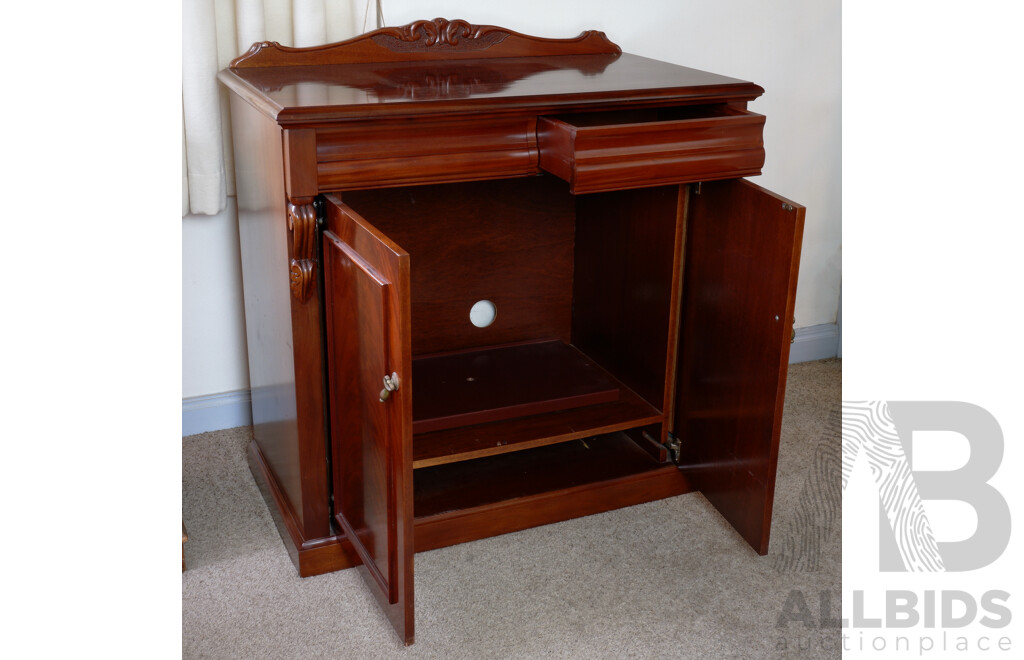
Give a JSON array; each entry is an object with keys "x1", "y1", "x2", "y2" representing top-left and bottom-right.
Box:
[{"x1": 218, "y1": 18, "x2": 804, "y2": 645}]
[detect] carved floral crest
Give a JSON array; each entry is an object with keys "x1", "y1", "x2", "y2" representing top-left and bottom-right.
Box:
[{"x1": 370, "y1": 18, "x2": 510, "y2": 52}]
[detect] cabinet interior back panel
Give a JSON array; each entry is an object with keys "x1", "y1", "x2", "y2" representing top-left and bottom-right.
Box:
[{"x1": 341, "y1": 177, "x2": 576, "y2": 356}]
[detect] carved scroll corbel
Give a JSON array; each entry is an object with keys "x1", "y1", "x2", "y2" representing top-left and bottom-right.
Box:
[{"x1": 287, "y1": 199, "x2": 318, "y2": 301}]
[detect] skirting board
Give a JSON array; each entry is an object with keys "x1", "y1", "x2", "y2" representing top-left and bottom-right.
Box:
[
  {"x1": 788, "y1": 322, "x2": 840, "y2": 364},
  {"x1": 182, "y1": 323, "x2": 839, "y2": 436},
  {"x1": 182, "y1": 389, "x2": 252, "y2": 436}
]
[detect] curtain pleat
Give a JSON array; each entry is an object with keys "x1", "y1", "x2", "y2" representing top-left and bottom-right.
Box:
[
  {"x1": 182, "y1": 0, "x2": 371, "y2": 216},
  {"x1": 293, "y1": 0, "x2": 328, "y2": 47},
  {"x1": 233, "y1": 0, "x2": 266, "y2": 54},
  {"x1": 182, "y1": 0, "x2": 227, "y2": 216}
]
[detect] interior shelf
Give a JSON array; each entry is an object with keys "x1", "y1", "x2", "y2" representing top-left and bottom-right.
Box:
[
  {"x1": 411, "y1": 340, "x2": 663, "y2": 468},
  {"x1": 413, "y1": 431, "x2": 672, "y2": 519},
  {"x1": 412, "y1": 339, "x2": 620, "y2": 434}
]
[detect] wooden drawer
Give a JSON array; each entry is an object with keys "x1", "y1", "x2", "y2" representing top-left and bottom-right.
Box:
[
  {"x1": 316, "y1": 115, "x2": 538, "y2": 191},
  {"x1": 537, "y1": 105, "x2": 764, "y2": 193}
]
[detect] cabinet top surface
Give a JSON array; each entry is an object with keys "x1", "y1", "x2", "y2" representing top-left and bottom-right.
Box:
[{"x1": 219, "y1": 54, "x2": 763, "y2": 124}]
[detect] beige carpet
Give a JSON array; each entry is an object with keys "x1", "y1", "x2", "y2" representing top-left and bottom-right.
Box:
[{"x1": 183, "y1": 359, "x2": 840, "y2": 659}]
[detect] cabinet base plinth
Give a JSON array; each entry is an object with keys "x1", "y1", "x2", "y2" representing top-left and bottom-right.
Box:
[{"x1": 246, "y1": 440, "x2": 361, "y2": 577}]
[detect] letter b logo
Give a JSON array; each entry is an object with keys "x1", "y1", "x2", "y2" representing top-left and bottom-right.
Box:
[{"x1": 842, "y1": 401, "x2": 1011, "y2": 572}]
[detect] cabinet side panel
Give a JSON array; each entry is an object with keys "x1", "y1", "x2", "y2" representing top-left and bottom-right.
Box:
[
  {"x1": 229, "y1": 96, "x2": 330, "y2": 539},
  {"x1": 572, "y1": 186, "x2": 681, "y2": 408},
  {"x1": 674, "y1": 179, "x2": 804, "y2": 554}
]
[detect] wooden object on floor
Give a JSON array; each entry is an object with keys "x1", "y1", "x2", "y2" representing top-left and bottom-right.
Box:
[
  {"x1": 182, "y1": 522, "x2": 188, "y2": 572},
  {"x1": 219, "y1": 18, "x2": 804, "y2": 646}
]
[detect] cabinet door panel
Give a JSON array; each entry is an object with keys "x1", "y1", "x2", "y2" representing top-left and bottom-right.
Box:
[
  {"x1": 673, "y1": 179, "x2": 804, "y2": 555},
  {"x1": 323, "y1": 196, "x2": 414, "y2": 644}
]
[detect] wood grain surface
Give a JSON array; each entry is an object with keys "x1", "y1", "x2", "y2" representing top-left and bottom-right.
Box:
[{"x1": 674, "y1": 180, "x2": 804, "y2": 555}]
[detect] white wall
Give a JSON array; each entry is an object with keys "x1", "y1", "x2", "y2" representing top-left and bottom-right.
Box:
[
  {"x1": 182, "y1": 198, "x2": 249, "y2": 398},
  {"x1": 182, "y1": 1, "x2": 841, "y2": 403}
]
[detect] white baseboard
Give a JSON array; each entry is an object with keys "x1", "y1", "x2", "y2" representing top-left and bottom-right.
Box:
[
  {"x1": 789, "y1": 323, "x2": 840, "y2": 364},
  {"x1": 182, "y1": 325, "x2": 838, "y2": 435},
  {"x1": 182, "y1": 389, "x2": 252, "y2": 436}
]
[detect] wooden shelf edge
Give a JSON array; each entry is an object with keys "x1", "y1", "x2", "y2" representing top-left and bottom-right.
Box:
[
  {"x1": 412, "y1": 409, "x2": 662, "y2": 468},
  {"x1": 411, "y1": 340, "x2": 665, "y2": 468},
  {"x1": 411, "y1": 339, "x2": 622, "y2": 434}
]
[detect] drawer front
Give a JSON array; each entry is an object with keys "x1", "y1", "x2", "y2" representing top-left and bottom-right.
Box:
[
  {"x1": 317, "y1": 116, "x2": 538, "y2": 190},
  {"x1": 537, "y1": 106, "x2": 765, "y2": 193}
]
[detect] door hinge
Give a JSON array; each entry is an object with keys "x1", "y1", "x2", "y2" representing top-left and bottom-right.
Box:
[
  {"x1": 314, "y1": 196, "x2": 326, "y2": 228},
  {"x1": 664, "y1": 432, "x2": 682, "y2": 464}
]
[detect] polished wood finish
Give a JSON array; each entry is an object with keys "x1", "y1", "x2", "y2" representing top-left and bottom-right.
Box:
[
  {"x1": 414, "y1": 433, "x2": 692, "y2": 551},
  {"x1": 218, "y1": 39, "x2": 763, "y2": 125},
  {"x1": 673, "y1": 180, "x2": 804, "y2": 555},
  {"x1": 661, "y1": 188, "x2": 690, "y2": 442},
  {"x1": 416, "y1": 432, "x2": 672, "y2": 516},
  {"x1": 220, "y1": 19, "x2": 804, "y2": 646},
  {"x1": 322, "y1": 228, "x2": 396, "y2": 594},
  {"x1": 538, "y1": 105, "x2": 764, "y2": 193},
  {"x1": 316, "y1": 115, "x2": 537, "y2": 191},
  {"x1": 246, "y1": 440, "x2": 359, "y2": 576},
  {"x1": 341, "y1": 178, "x2": 576, "y2": 356},
  {"x1": 283, "y1": 129, "x2": 318, "y2": 198},
  {"x1": 323, "y1": 199, "x2": 414, "y2": 644},
  {"x1": 415, "y1": 465, "x2": 690, "y2": 552},
  {"x1": 286, "y1": 200, "x2": 317, "y2": 301},
  {"x1": 572, "y1": 185, "x2": 684, "y2": 409},
  {"x1": 229, "y1": 95, "x2": 332, "y2": 548},
  {"x1": 230, "y1": 18, "x2": 619, "y2": 68},
  {"x1": 413, "y1": 385, "x2": 661, "y2": 469},
  {"x1": 411, "y1": 340, "x2": 620, "y2": 435}
]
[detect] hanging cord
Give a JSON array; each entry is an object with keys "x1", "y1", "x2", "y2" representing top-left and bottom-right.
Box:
[{"x1": 362, "y1": 0, "x2": 385, "y2": 33}]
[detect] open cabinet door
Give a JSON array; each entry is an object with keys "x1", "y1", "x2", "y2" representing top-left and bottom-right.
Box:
[
  {"x1": 321, "y1": 195, "x2": 415, "y2": 644},
  {"x1": 673, "y1": 179, "x2": 804, "y2": 555}
]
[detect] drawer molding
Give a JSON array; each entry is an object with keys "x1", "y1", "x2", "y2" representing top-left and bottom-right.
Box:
[
  {"x1": 538, "y1": 106, "x2": 765, "y2": 193},
  {"x1": 316, "y1": 116, "x2": 538, "y2": 191}
]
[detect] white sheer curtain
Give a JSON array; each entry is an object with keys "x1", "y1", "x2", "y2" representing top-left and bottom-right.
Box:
[{"x1": 182, "y1": 0, "x2": 380, "y2": 216}]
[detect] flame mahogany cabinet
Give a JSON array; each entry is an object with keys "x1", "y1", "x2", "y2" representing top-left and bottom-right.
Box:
[{"x1": 218, "y1": 18, "x2": 804, "y2": 645}]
